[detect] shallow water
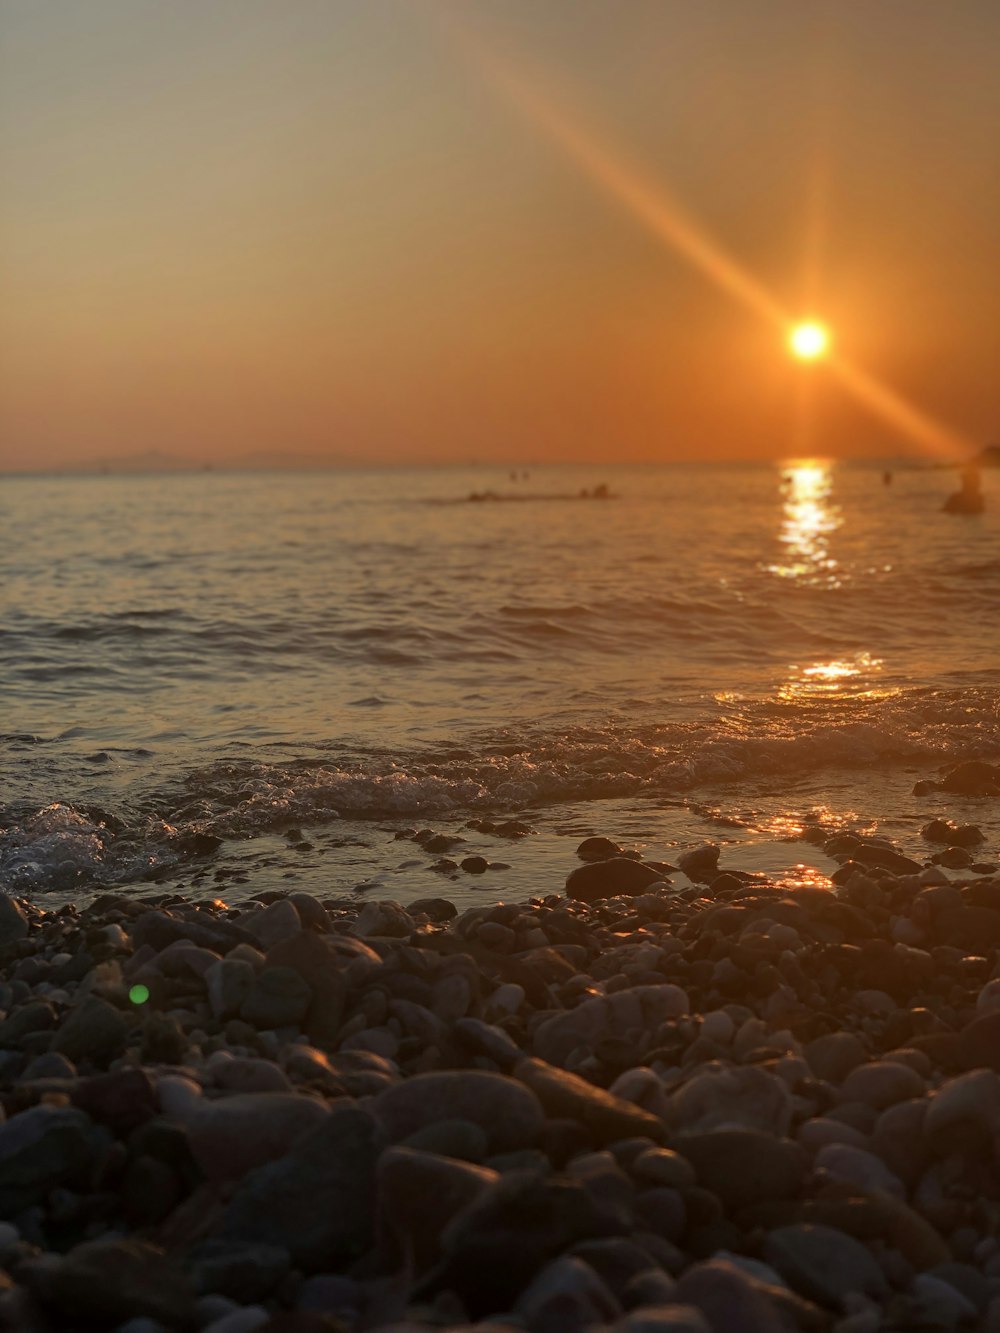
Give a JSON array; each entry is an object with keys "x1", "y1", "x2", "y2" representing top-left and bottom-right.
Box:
[{"x1": 2, "y1": 461, "x2": 999, "y2": 903}]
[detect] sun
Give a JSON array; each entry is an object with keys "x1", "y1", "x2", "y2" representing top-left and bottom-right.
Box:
[{"x1": 789, "y1": 321, "x2": 830, "y2": 361}]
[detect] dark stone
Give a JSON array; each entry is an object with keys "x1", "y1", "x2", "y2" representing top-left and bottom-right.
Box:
[
  {"x1": 763, "y1": 1223, "x2": 890, "y2": 1308},
  {"x1": 922, "y1": 819, "x2": 955, "y2": 843},
  {"x1": 953, "y1": 824, "x2": 986, "y2": 847},
  {"x1": 709, "y1": 873, "x2": 743, "y2": 895},
  {"x1": 371, "y1": 1070, "x2": 544, "y2": 1152},
  {"x1": 922, "y1": 820, "x2": 985, "y2": 847},
  {"x1": 187, "y1": 1092, "x2": 329, "y2": 1185},
  {"x1": 175, "y1": 831, "x2": 224, "y2": 856},
  {"x1": 539, "y1": 1118, "x2": 595, "y2": 1167},
  {"x1": 424, "y1": 833, "x2": 463, "y2": 853},
  {"x1": 130, "y1": 908, "x2": 253, "y2": 954},
  {"x1": 287, "y1": 893, "x2": 333, "y2": 933},
  {"x1": 932, "y1": 847, "x2": 974, "y2": 869},
  {"x1": 401, "y1": 1118, "x2": 489, "y2": 1162},
  {"x1": 577, "y1": 837, "x2": 624, "y2": 862},
  {"x1": 258, "y1": 1316, "x2": 349, "y2": 1332},
  {"x1": 477, "y1": 921, "x2": 515, "y2": 951},
  {"x1": 677, "y1": 845, "x2": 721, "y2": 881},
  {"x1": 121, "y1": 1155, "x2": 181, "y2": 1227},
  {"x1": 23, "y1": 1238, "x2": 195, "y2": 1327},
  {"x1": 677, "y1": 1256, "x2": 823, "y2": 1333},
  {"x1": 0, "y1": 1000, "x2": 57, "y2": 1049},
  {"x1": 621, "y1": 1269, "x2": 681, "y2": 1309},
  {"x1": 0, "y1": 896, "x2": 29, "y2": 945},
  {"x1": 140, "y1": 1012, "x2": 187, "y2": 1064},
  {"x1": 52, "y1": 950, "x2": 97, "y2": 984},
  {"x1": 850, "y1": 844, "x2": 922, "y2": 875},
  {"x1": 925, "y1": 1262, "x2": 992, "y2": 1313},
  {"x1": 376, "y1": 1146, "x2": 498, "y2": 1271},
  {"x1": 128, "y1": 1117, "x2": 201, "y2": 1185},
  {"x1": 569, "y1": 1237, "x2": 659, "y2": 1298},
  {"x1": 408, "y1": 897, "x2": 458, "y2": 921},
  {"x1": 671, "y1": 1129, "x2": 806, "y2": 1212},
  {"x1": 428, "y1": 1170, "x2": 627, "y2": 1317},
  {"x1": 940, "y1": 761, "x2": 1000, "y2": 796},
  {"x1": 12, "y1": 956, "x2": 48, "y2": 985},
  {"x1": 220, "y1": 1104, "x2": 384, "y2": 1270},
  {"x1": 514, "y1": 1057, "x2": 666, "y2": 1146},
  {"x1": 454, "y1": 1017, "x2": 523, "y2": 1069},
  {"x1": 189, "y1": 1238, "x2": 290, "y2": 1301},
  {"x1": 804, "y1": 1032, "x2": 867, "y2": 1084},
  {"x1": 566, "y1": 859, "x2": 667, "y2": 903},
  {"x1": 460, "y1": 856, "x2": 489, "y2": 875},
  {"x1": 240, "y1": 966, "x2": 312, "y2": 1029},
  {"x1": 966, "y1": 880, "x2": 1000, "y2": 909},
  {"x1": 51, "y1": 996, "x2": 129, "y2": 1065},
  {"x1": 265, "y1": 932, "x2": 348, "y2": 1045},
  {"x1": 71, "y1": 1068, "x2": 157, "y2": 1134},
  {"x1": 633, "y1": 1188, "x2": 686, "y2": 1242},
  {"x1": 0, "y1": 1104, "x2": 110, "y2": 1213},
  {"x1": 936, "y1": 906, "x2": 1000, "y2": 950},
  {"x1": 958, "y1": 1011, "x2": 1000, "y2": 1072}
]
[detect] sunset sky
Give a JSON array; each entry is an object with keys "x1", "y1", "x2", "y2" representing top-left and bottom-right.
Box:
[{"x1": 1, "y1": 0, "x2": 998, "y2": 470}]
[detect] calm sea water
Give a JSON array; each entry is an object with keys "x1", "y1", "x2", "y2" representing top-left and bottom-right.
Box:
[{"x1": 3, "y1": 461, "x2": 999, "y2": 904}]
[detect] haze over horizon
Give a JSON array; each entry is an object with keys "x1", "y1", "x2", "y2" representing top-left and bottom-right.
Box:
[{"x1": 2, "y1": 0, "x2": 999, "y2": 472}]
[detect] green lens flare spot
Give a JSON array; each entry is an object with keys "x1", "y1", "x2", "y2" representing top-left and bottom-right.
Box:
[{"x1": 129, "y1": 984, "x2": 150, "y2": 1005}]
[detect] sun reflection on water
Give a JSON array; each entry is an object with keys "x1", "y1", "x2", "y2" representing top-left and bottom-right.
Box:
[
  {"x1": 774, "y1": 865, "x2": 837, "y2": 894},
  {"x1": 767, "y1": 460, "x2": 842, "y2": 585},
  {"x1": 781, "y1": 652, "x2": 896, "y2": 700}
]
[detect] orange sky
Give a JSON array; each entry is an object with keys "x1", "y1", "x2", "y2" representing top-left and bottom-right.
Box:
[{"x1": 1, "y1": 0, "x2": 998, "y2": 470}]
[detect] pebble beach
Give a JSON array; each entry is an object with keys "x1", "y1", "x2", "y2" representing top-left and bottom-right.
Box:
[{"x1": 3, "y1": 758, "x2": 1000, "y2": 1331}]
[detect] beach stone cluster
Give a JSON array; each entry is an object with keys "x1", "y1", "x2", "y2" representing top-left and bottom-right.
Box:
[{"x1": 2, "y1": 783, "x2": 1000, "y2": 1328}]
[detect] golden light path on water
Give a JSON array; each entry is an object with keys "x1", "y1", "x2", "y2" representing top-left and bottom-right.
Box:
[
  {"x1": 438, "y1": 13, "x2": 974, "y2": 460},
  {"x1": 771, "y1": 461, "x2": 901, "y2": 701},
  {"x1": 781, "y1": 652, "x2": 891, "y2": 701},
  {"x1": 768, "y1": 461, "x2": 842, "y2": 584}
]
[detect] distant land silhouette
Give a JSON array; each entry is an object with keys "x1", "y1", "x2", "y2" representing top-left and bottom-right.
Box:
[{"x1": 5, "y1": 448, "x2": 379, "y2": 475}]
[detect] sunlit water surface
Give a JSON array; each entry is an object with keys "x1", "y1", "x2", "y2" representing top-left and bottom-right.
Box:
[{"x1": 2, "y1": 462, "x2": 999, "y2": 903}]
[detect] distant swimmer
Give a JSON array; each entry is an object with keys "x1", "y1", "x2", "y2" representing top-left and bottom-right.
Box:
[{"x1": 943, "y1": 463, "x2": 984, "y2": 515}]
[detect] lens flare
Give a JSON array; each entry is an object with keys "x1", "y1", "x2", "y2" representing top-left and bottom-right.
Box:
[
  {"x1": 435, "y1": 8, "x2": 976, "y2": 461},
  {"x1": 789, "y1": 321, "x2": 830, "y2": 360}
]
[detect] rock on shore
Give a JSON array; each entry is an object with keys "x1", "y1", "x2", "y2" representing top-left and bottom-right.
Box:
[{"x1": 2, "y1": 802, "x2": 1000, "y2": 1329}]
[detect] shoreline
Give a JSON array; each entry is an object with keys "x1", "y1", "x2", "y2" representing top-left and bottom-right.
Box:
[
  {"x1": 1, "y1": 761, "x2": 1000, "y2": 1329},
  {"x1": 7, "y1": 743, "x2": 1000, "y2": 911}
]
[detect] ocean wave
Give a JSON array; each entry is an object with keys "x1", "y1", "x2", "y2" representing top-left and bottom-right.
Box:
[
  {"x1": 0, "y1": 803, "x2": 187, "y2": 894},
  {"x1": 5, "y1": 563, "x2": 996, "y2": 697},
  {"x1": 143, "y1": 684, "x2": 1000, "y2": 830},
  {"x1": 5, "y1": 684, "x2": 996, "y2": 895}
]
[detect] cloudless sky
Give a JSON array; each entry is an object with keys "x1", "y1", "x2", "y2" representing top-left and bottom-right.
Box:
[{"x1": 1, "y1": 0, "x2": 998, "y2": 469}]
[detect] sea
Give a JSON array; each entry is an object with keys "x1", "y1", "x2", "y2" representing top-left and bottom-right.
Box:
[{"x1": 3, "y1": 461, "x2": 999, "y2": 909}]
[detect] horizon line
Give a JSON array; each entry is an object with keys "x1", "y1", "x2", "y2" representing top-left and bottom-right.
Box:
[{"x1": 0, "y1": 452, "x2": 973, "y2": 478}]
